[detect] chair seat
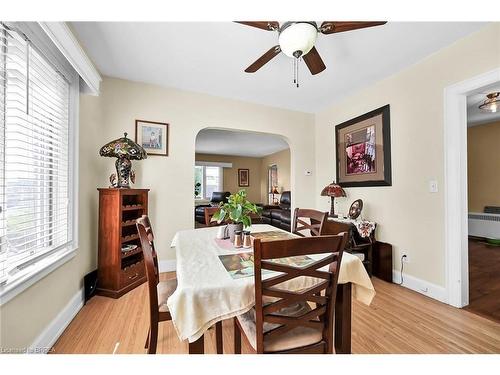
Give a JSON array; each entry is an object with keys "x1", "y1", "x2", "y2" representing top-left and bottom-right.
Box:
[
  {"x1": 237, "y1": 301, "x2": 323, "y2": 352},
  {"x1": 157, "y1": 278, "x2": 178, "y2": 312}
]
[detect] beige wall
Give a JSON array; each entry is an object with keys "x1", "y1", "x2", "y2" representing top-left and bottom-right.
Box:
[
  {"x1": 195, "y1": 153, "x2": 263, "y2": 203},
  {"x1": 0, "y1": 77, "x2": 314, "y2": 348},
  {"x1": 315, "y1": 24, "x2": 500, "y2": 287},
  {"x1": 260, "y1": 149, "x2": 291, "y2": 204},
  {"x1": 467, "y1": 120, "x2": 500, "y2": 212}
]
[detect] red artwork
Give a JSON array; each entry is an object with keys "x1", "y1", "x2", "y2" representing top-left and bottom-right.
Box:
[{"x1": 345, "y1": 125, "x2": 376, "y2": 175}]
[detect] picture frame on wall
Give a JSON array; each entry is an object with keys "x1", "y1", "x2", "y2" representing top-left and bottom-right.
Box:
[
  {"x1": 335, "y1": 105, "x2": 391, "y2": 187},
  {"x1": 135, "y1": 119, "x2": 169, "y2": 156},
  {"x1": 238, "y1": 168, "x2": 250, "y2": 187}
]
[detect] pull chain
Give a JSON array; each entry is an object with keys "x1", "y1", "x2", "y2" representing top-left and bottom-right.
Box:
[
  {"x1": 293, "y1": 58, "x2": 296, "y2": 85},
  {"x1": 292, "y1": 58, "x2": 300, "y2": 88},
  {"x1": 296, "y1": 57, "x2": 300, "y2": 88}
]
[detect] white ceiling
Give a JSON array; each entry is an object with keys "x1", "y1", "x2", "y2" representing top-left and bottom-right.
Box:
[
  {"x1": 71, "y1": 22, "x2": 487, "y2": 113},
  {"x1": 467, "y1": 83, "x2": 500, "y2": 126},
  {"x1": 195, "y1": 129, "x2": 289, "y2": 157}
]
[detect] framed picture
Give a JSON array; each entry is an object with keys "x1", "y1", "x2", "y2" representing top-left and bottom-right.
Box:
[
  {"x1": 335, "y1": 105, "x2": 391, "y2": 187},
  {"x1": 135, "y1": 120, "x2": 169, "y2": 156},
  {"x1": 238, "y1": 169, "x2": 250, "y2": 187}
]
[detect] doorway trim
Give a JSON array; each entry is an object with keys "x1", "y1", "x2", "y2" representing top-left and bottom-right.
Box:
[{"x1": 444, "y1": 67, "x2": 500, "y2": 308}]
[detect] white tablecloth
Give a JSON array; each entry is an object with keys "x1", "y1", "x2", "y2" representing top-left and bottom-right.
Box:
[{"x1": 167, "y1": 224, "x2": 375, "y2": 343}]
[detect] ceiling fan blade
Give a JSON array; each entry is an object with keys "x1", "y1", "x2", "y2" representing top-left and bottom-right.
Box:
[
  {"x1": 320, "y1": 21, "x2": 387, "y2": 34},
  {"x1": 303, "y1": 46, "x2": 326, "y2": 75},
  {"x1": 245, "y1": 45, "x2": 281, "y2": 73},
  {"x1": 235, "y1": 21, "x2": 279, "y2": 31}
]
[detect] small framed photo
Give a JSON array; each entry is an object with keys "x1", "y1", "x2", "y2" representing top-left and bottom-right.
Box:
[
  {"x1": 135, "y1": 120, "x2": 169, "y2": 156},
  {"x1": 238, "y1": 169, "x2": 250, "y2": 187}
]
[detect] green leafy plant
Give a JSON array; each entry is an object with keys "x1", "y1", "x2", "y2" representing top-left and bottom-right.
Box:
[
  {"x1": 212, "y1": 189, "x2": 262, "y2": 228},
  {"x1": 194, "y1": 182, "x2": 202, "y2": 198}
]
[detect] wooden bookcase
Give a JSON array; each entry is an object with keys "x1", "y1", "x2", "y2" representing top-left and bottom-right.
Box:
[{"x1": 96, "y1": 188, "x2": 150, "y2": 298}]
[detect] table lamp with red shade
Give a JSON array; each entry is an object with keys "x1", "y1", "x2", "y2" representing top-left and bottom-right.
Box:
[{"x1": 320, "y1": 181, "x2": 346, "y2": 217}]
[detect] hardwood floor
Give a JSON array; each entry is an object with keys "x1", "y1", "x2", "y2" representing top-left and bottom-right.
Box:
[
  {"x1": 465, "y1": 239, "x2": 500, "y2": 323},
  {"x1": 52, "y1": 273, "x2": 500, "y2": 354}
]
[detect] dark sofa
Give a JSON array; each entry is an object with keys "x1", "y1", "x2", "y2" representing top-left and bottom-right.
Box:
[
  {"x1": 195, "y1": 191, "x2": 230, "y2": 224},
  {"x1": 261, "y1": 191, "x2": 291, "y2": 231}
]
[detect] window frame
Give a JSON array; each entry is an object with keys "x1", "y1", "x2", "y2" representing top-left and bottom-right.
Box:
[
  {"x1": 268, "y1": 164, "x2": 278, "y2": 204},
  {"x1": 0, "y1": 22, "x2": 79, "y2": 305},
  {"x1": 194, "y1": 163, "x2": 224, "y2": 200}
]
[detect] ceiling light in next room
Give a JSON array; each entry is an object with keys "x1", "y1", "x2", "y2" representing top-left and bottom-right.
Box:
[{"x1": 479, "y1": 92, "x2": 500, "y2": 113}]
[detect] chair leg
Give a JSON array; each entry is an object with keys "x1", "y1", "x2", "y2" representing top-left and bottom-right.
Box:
[
  {"x1": 144, "y1": 327, "x2": 150, "y2": 349},
  {"x1": 215, "y1": 321, "x2": 223, "y2": 354},
  {"x1": 147, "y1": 322, "x2": 158, "y2": 354},
  {"x1": 233, "y1": 318, "x2": 241, "y2": 354}
]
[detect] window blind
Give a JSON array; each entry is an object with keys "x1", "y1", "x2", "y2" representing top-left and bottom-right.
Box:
[{"x1": 0, "y1": 23, "x2": 71, "y2": 285}]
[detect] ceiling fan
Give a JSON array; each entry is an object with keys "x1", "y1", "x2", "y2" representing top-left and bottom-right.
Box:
[{"x1": 236, "y1": 21, "x2": 387, "y2": 86}]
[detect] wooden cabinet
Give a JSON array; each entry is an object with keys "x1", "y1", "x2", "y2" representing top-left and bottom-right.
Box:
[{"x1": 96, "y1": 188, "x2": 149, "y2": 298}]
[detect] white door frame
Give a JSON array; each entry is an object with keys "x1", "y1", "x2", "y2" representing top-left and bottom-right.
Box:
[{"x1": 444, "y1": 67, "x2": 500, "y2": 308}]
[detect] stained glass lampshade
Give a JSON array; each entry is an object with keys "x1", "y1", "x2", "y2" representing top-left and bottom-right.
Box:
[
  {"x1": 321, "y1": 181, "x2": 346, "y2": 216},
  {"x1": 99, "y1": 132, "x2": 147, "y2": 188}
]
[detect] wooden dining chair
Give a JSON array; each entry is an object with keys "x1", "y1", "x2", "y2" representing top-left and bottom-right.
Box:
[
  {"x1": 234, "y1": 233, "x2": 348, "y2": 354},
  {"x1": 292, "y1": 208, "x2": 328, "y2": 237},
  {"x1": 137, "y1": 215, "x2": 223, "y2": 354},
  {"x1": 204, "y1": 206, "x2": 221, "y2": 226}
]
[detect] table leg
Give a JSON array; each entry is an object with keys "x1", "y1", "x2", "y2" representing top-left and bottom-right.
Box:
[
  {"x1": 216, "y1": 321, "x2": 223, "y2": 354},
  {"x1": 189, "y1": 334, "x2": 204, "y2": 354},
  {"x1": 334, "y1": 282, "x2": 352, "y2": 354}
]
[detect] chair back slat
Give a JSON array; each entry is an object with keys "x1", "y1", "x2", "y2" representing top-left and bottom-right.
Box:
[
  {"x1": 253, "y1": 233, "x2": 348, "y2": 353},
  {"x1": 204, "y1": 207, "x2": 221, "y2": 226},
  {"x1": 137, "y1": 215, "x2": 159, "y2": 282},
  {"x1": 137, "y1": 219, "x2": 160, "y2": 323},
  {"x1": 292, "y1": 208, "x2": 328, "y2": 237}
]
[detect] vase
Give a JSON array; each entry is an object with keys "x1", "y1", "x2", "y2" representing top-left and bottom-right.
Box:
[
  {"x1": 227, "y1": 223, "x2": 243, "y2": 242},
  {"x1": 115, "y1": 156, "x2": 132, "y2": 188}
]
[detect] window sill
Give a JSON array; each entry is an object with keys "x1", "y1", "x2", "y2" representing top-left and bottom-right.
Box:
[
  {"x1": 195, "y1": 198, "x2": 210, "y2": 206},
  {"x1": 0, "y1": 245, "x2": 77, "y2": 306}
]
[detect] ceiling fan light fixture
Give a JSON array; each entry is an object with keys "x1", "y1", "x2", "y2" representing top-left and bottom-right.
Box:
[
  {"x1": 278, "y1": 22, "x2": 318, "y2": 58},
  {"x1": 478, "y1": 92, "x2": 500, "y2": 113}
]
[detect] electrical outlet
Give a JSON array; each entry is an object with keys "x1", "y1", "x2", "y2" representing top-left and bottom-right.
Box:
[
  {"x1": 402, "y1": 253, "x2": 410, "y2": 263},
  {"x1": 429, "y1": 180, "x2": 438, "y2": 193}
]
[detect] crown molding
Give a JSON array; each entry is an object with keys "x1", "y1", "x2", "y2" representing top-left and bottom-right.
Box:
[{"x1": 38, "y1": 22, "x2": 102, "y2": 95}]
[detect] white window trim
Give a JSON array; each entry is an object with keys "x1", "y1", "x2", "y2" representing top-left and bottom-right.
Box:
[
  {"x1": 0, "y1": 22, "x2": 80, "y2": 306},
  {"x1": 38, "y1": 22, "x2": 101, "y2": 95},
  {"x1": 195, "y1": 162, "x2": 225, "y2": 200}
]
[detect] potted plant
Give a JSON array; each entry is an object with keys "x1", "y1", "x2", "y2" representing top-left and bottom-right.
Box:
[{"x1": 212, "y1": 189, "x2": 262, "y2": 241}]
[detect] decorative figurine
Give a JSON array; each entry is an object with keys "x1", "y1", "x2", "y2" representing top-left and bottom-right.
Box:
[{"x1": 109, "y1": 173, "x2": 117, "y2": 188}]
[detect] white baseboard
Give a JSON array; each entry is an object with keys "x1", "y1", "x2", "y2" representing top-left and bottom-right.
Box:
[
  {"x1": 29, "y1": 288, "x2": 84, "y2": 353},
  {"x1": 392, "y1": 270, "x2": 447, "y2": 304},
  {"x1": 159, "y1": 259, "x2": 177, "y2": 273}
]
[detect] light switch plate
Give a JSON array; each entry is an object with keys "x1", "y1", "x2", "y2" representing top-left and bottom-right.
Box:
[{"x1": 429, "y1": 180, "x2": 438, "y2": 193}]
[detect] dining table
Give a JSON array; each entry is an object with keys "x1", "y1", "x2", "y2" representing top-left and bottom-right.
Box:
[{"x1": 167, "y1": 224, "x2": 375, "y2": 354}]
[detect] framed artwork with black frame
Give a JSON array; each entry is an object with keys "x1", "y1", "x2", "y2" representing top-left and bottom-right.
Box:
[
  {"x1": 335, "y1": 105, "x2": 391, "y2": 187},
  {"x1": 238, "y1": 168, "x2": 250, "y2": 187},
  {"x1": 135, "y1": 119, "x2": 169, "y2": 156}
]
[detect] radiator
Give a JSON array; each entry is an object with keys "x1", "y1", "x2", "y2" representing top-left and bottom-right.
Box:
[{"x1": 468, "y1": 212, "x2": 500, "y2": 239}]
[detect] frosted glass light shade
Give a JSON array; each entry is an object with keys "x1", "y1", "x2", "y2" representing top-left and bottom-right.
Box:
[
  {"x1": 278, "y1": 22, "x2": 318, "y2": 58},
  {"x1": 479, "y1": 92, "x2": 499, "y2": 113}
]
